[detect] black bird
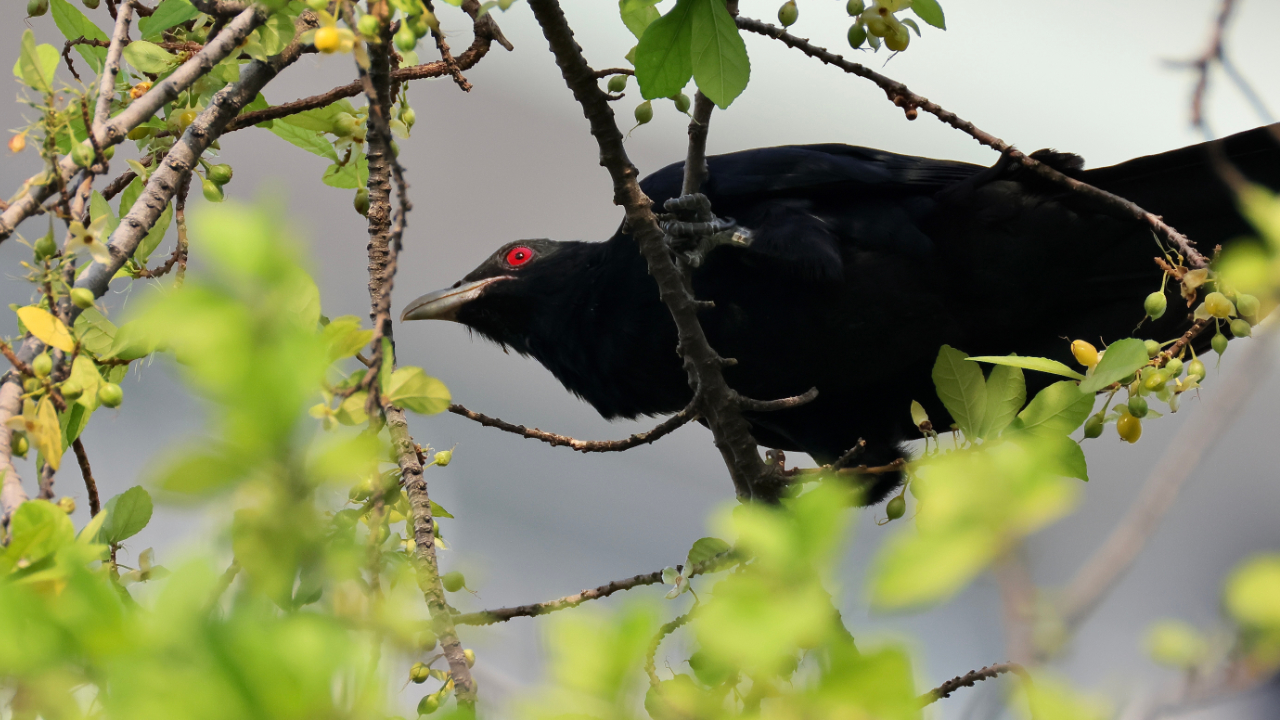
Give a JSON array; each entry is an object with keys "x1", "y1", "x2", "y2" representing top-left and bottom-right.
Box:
[{"x1": 402, "y1": 125, "x2": 1280, "y2": 503}]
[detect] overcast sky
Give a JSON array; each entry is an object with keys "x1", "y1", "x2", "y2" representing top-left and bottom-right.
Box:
[{"x1": 4, "y1": 0, "x2": 1280, "y2": 717}]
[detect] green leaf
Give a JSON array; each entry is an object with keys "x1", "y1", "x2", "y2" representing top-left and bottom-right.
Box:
[
  {"x1": 1, "y1": 500, "x2": 76, "y2": 572},
  {"x1": 59, "y1": 401, "x2": 90, "y2": 449},
  {"x1": 967, "y1": 355, "x2": 1085, "y2": 381},
  {"x1": 321, "y1": 148, "x2": 369, "y2": 189},
  {"x1": 686, "y1": 536, "x2": 731, "y2": 568},
  {"x1": 1016, "y1": 431, "x2": 1088, "y2": 482},
  {"x1": 321, "y1": 316, "x2": 374, "y2": 361},
  {"x1": 74, "y1": 308, "x2": 118, "y2": 357},
  {"x1": 688, "y1": 0, "x2": 749, "y2": 109},
  {"x1": 135, "y1": 201, "x2": 173, "y2": 265},
  {"x1": 1078, "y1": 338, "x2": 1150, "y2": 393},
  {"x1": 979, "y1": 364, "x2": 1025, "y2": 440},
  {"x1": 910, "y1": 0, "x2": 945, "y2": 29},
  {"x1": 99, "y1": 486, "x2": 154, "y2": 543},
  {"x1": 430, "y1": 500, "x2": 454, "y2": 519},
  {"x1": 270, "y1": 120, "x2": 340, "y2": 161},
  {"x1": 277, "y1": 100, "x2": 356, "y2": 133},
  {"x1": 619, "y1": 0, "x2": 660, "y2": 39},
  {"x1": 634, "y1": 0, "x2": 695, "y2": 100},
  {"x1": 49, "y1": 0, "x2": 109, "y2": 72},
  {"x1": 123, "y1": 40, "x2": 179, "y2": 74},
  {"x1": 931, "y1": 345, "x2": 985, "y2": 438},
  {"x1": 67, "y1": 354, "x2": 105, "y2": 410},
  {"x1": 90, "y1": 191, "x2": 120, "y2": 235},
  {"x1": 119, "y1": 176, "x2": 145, "y2": 216},
  {"x1": 385, "y1": 367, "x2": 451, "y2": 415},
  {"x1": 138, "y1": 0, "x2": 200, "y2": 40},
  {"x1": 16, "y1": 31, "x2": 58, "y2": 93},
  {"x1": 1010, "y1": 381, "x2": 1094, "y2": 436},
  {"x1": 872, "y1": 526, "x2": 999, "y2": 609}
]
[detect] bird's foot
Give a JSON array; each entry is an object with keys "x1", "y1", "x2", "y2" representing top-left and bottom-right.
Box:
[{"x1": 661, "y1": 193, "x2": 752, "y2": 268}]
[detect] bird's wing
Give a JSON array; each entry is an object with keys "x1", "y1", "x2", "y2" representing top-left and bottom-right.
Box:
[{"x1": 639, "y1": 145, "x2": 985, "y2": 280}]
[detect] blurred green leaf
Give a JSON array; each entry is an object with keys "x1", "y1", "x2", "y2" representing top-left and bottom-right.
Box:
[
  {"x1": 321, "y1": 316, "x2": 374, "y2": 361},
  {"x1": 100, "y1": 486, "x2": 154, "y2": 544},
  {"x1": 1145, "y1": 619, "x2": 1207, "y2": 668},
  {"x1": 1224, "y1": 554, "x2": 1280, "y2": 630},
  {"x1": 1, "y1": 500, "x2": 75, "y2": 573},
  {"x1": 932, "y1": 344, "x2": 986, "y2": 438}
]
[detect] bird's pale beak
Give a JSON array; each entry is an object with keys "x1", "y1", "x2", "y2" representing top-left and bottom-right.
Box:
[{"x1": 400, "y1": 276, "x2": 511, "y2": 322}]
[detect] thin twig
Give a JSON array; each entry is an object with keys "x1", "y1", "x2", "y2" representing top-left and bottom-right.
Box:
[
  {"x1": 71, "y1": 438, "x2": 101, "y2": 517},
  {"x1": 446, "y1": 399, "x2": 699, "y2": 452},
  {"x1": 735, "y1": 16, "x2": 1210, "y2": 271},
  {"x1": 451, "y1": 550, "x2": 737, "y2": 626},
  {"x1": 919, "y1": 663, "x2": 1028, "y2": 706}
]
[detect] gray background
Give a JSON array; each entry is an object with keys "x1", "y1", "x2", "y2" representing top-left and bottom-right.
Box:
[{"x1": 4, "y1": 0, "x2": 1280, "y2": 717}]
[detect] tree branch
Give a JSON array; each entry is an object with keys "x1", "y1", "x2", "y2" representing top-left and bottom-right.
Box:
[
  {"x1": 527, "y1": 0, "x2": 785, "y2": 501},
  {"x1": 918, "y1": 662, "x2": 1027, "y2": 706},
  {"x1": 735, "y1": 16, "x2": 1210, "y2": 270},
  {"x1": 446, "y1": 399, "x2": 699, "y2": 452},
  {"x1": 451, "y1": 550, "x2": 737, "y2": 626},
  {"x1": 72, "y1": 438, "x2": 101, "y2": 517},
  {"x1": 0, "y1": 5, "x2": 267, "y2": 243}
]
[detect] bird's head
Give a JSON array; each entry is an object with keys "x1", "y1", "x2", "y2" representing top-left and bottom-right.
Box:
[{"x1": 400, "y1": 239, "x2": 576, "y2": 352}]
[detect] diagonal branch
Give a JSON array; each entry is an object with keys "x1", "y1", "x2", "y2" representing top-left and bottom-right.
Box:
[
  {"x1": 451, "y1": 550, "x2": 737, "y2": 626},
  {"x1": 918, "y1": 662, "x2": 1028, "y2": 706},
  {"x1": 0, "y1": 5, "x2": 266, "y2": 244},
  {"x1": 735, "y1": 16, "x2": 1209, "y2": 271},
  {"x1": 527, "y1": 0, "x2": 786, "y2": 501},
  {"x1": 446, "y1": 400, "x2": 699, "y2": 452}
]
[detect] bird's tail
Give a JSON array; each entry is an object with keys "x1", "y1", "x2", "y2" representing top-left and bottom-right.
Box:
[{"x1": 1083, "y1": 124, "x2": 1280, "y2": 253}]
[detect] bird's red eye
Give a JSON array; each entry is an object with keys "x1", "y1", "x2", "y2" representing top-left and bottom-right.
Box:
[{"x1": 505, "y1": 246, "x2": 534, "y2": 267}]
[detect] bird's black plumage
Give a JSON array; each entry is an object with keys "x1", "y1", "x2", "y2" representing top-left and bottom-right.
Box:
[{"x1": 403, "y1": 125, "x2": 1280, "y2": 501}]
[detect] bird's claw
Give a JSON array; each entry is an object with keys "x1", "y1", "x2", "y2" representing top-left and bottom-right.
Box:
[{"x1": 661, "y1": 193, "x2": 752, "y2": 268}]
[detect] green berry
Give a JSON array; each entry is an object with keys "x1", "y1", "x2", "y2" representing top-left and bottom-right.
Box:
[
  {"x1": 1083, "y1": 413, "x2": 1104, "y2": 439},
  {"x1": 884, "y1": 23, "x2": 909, "y2": 52},
  {"x1": 409, "y1": 661, "x2": 430, "y2": 683},
  {"x1": 408, "y1": 12, "x2": 433, "y2": 37},
  {"x1": 885, "y1": 495, "x2": 905, "y2": 520},
  {"x1": 1164, "y1": 357, "x2": 1182, "y2": 377},
  {"x1": 1230, "y1": 318, "x2": 1252, "y2": 338},
  {"x1": 1212, "y1": 331, "x2": 1228, "y2": 355},
  {"x1": 778, "y1": 0, "x2": 798, "y2": 27},
  {"x1": 82, "y1": 0, "x2": 99, "y2": 9},
  {"x1": 28, "y1": 0, "x2": 49, "y2": 15},
  {"x1": 354, "y1": 188, "x2": 369, "y2": 216},
  {"x1": 202, "y1": 177, "x2": 224, "y2": 202},
  {"x1": 358, "y1": 13, "x2": 381, "y2": 37},
  {"x1": 60, "y1": 381, "x2": 83, "y2": 400},
  {"x1": 72, "y1": 143, "x2": 95, "y2": 168},
  {"x1": 98, "y1": 382, "x2": 123, "y2": 408},
  {"x1": 394, "y1": 23, "x2": 417, "y2": 51},
  {"x1": 1235, "y1": 293, "x2": 1260, "y2": 320},
  {"x1": 1187, "y1": 358, "x2": 1206, "y2": 381},
  {"x1": 34, "y1": 233, "x2": 57, "y2": 260},
  {"x1": 206, "y1": 163, "x2": 233, "y2": 186},
  {"x1": 333, "y1": 112, "x2": 360, "y2": 138},
  {"x1": 1144, "y1": 339, "x2": 1161, "y2": 358},
  {"x1": 1142, "y1": 369, "x2": 1167, "y2": 392},
  {"x1": 846, "y1": 0, "x2": 864, "y2": 15},
  {"x1": 401, "y1": 107, "x2": 416, "y2": 128},
  {"x1": 442, "y1": 571, "x2": 465, "y2": 592},
  {"x1": 1117, "y1": 412, "x2": 1142, "y2": 443},
  {"x1": 463, "y1": 648, "x2": 475, "y2": 667},
  {"x1": 607, "y1": 74, "x2": 627, "y2": 93},
  {"x1": 672, "y1": 92, "x2": 691, "y2": 113},
  {"x1": 634, "y1": 100, "x2": 653, "y2": 125},
  {"x1": 57, "y1": 496, "x2": 75, "y2": 514},
  {"x1": 23, "y1": 377, "x2": 42, "y2": 394},
  {"x1": 1127, "y1": 395, "x2": 1148, "y2": 418},
  {"x1": 847, "y1": 22, "x2": 868, "y2": 48},
  {"x1": 1144, "y1": 291, "x2": 1167, "y2": 320},
  {"x1": 1204, "y1": 291, "x2": 1234, "y2": 319},
  {"x1": 417, "y1": 695, "x2": 439, "y2": 715},
  {"x1": 433, "y1": 449, "x2": 452, "y2": 466},
  {"x1": 32, "y1": 353, "x2": 52, "y2": 379},
  {"x1": 10, "y1": 432, "x2": 29, "y2": 458}
]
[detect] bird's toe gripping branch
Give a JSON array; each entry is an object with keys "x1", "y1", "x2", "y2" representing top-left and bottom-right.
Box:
[{"x1": 661, "y1": 193, "x2": 752, "y2": 268}]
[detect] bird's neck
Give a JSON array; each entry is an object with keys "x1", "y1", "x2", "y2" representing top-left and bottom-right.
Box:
[{"x1": 523, "y1": 235, "x2": 689, "y2": 419}]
